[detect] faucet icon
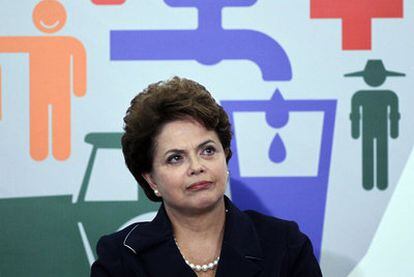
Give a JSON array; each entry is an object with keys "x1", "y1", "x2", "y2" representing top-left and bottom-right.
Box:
[{"x1": 110, "y1": 0, "x2": 292, "y2": 81}]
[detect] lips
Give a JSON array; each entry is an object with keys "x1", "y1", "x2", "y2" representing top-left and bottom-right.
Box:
[{"x1": 187, "y1": 181, "x2": 212, "y2": 191}]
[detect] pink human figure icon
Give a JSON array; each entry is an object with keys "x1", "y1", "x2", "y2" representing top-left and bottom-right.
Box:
[{"x1": 0, "y1": 0, "x2": 86, "y2": 161}]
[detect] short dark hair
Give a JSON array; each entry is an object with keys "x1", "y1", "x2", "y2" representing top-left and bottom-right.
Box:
[{"x1": 121, "y1": 77, "x2": 232, "y2": 202}]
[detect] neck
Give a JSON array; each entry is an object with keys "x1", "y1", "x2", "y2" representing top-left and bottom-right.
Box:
[
  {"x1": 165, "y1": 197, "x2": 226, "y2": 238},
  {"x1": 165, "y1": 198, "x2": 226, "y2": 270},
  {"x1": 165, "y1": 198, "x2": 226, "y2": 243}
]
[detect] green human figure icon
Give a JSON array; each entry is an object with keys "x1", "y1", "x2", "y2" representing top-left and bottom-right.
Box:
[{"x1": 345, "y1": 60, "x2": 405, "y2": 190}]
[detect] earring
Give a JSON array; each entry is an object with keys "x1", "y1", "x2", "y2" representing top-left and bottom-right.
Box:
[{"x1": 154, "y1": 189, "x2": 159, "y2": 196}]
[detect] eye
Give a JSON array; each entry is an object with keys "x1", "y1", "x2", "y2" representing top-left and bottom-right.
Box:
[
  {"x1": 202, "y1": 145, "x2": 216, "y2": 156},
  {"x1": 167, "y1": 154, "x2": 183, "y2": 164}
]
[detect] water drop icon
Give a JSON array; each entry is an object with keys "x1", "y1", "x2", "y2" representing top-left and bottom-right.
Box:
[
  {"x1": 266, "y1": 89, "x2": 289, "y2": 128},
  {"x1": 269, "y1": 133, "x2": 286, "y2": 163}
]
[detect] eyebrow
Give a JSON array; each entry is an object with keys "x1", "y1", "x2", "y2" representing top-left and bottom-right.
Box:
[{"x1": 163, "y1": 139, "x2": 216, "y2": 157}]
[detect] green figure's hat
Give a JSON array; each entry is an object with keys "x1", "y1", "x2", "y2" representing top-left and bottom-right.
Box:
[
  {"x1": 345, "y1": 59, "x2": 405, "y2": 87},
  {"x1": 345, "y1": 60, "x2": 405, "y2": 78}
]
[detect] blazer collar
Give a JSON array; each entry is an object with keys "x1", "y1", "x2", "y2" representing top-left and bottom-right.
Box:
[
  {"x1": 123, "y1": 203, "x2": 172, "y2": 254},
  {"x1": 123, "y1": 196, "x2": 263, "y2": 276},
  {"x1": 217, "y1": 196, "x2": 263, "y2": 276}
]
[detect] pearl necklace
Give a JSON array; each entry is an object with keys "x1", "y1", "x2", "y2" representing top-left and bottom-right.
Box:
[{"x1": 174, "y1": 238, "x2": 220, "y2": 272}]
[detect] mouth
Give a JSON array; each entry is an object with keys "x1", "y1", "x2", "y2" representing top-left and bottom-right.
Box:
[
  {"x1": 187, "y1": 181, "x2": 213, "y2": 191},
  {"x1": 40, "y1": 20, "x2": 60, "y2": 29}
]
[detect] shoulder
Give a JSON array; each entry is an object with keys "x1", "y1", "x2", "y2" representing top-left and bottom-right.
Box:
[
  {"x1": 96, "y1": 223, "x2": 143, "y2": 255},
  {"x1": 243, "y1": 210, "x2": 322, "y2": 276},
  {"x1": 243, "y1": 209, "x2": 301, "y2": 244},
  {"x1": 90, "y1": 222, "x2": 149, "y2": 276}
]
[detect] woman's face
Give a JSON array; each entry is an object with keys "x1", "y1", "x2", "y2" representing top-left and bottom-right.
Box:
[{"x1": 143, "y1": 118, "x2": 228, "y2": 214}]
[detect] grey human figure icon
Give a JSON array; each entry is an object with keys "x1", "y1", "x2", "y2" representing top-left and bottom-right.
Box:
[{"x1": 346, "y1": 60, "x2": 405, "y2": 190}]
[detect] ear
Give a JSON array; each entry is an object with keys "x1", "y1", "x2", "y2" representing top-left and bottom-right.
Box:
[{"x1": 142, "y1": 172, "x2": 157, "y2": 191}]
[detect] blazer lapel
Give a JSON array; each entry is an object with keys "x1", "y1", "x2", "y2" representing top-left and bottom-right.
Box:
[
  {"x1": 216, "y1": 197, "x2": 264, "y2": 277},
  {"x1": 216, "y1": 242, "x2": 263, "y2": 277}
]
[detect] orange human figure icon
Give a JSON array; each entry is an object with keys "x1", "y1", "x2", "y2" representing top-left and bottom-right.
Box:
[{"x1": 0, "y1": 0, "x2": 86, "y2": 161}]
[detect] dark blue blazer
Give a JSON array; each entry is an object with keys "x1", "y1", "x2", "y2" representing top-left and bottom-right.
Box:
[{"x1": 91, "y1": 198, "x2": 322, "y2": 276}]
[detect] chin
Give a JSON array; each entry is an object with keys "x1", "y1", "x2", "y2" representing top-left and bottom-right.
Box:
[{"x1": 190, "y1": 192, "x2": 224, "y2": 211}]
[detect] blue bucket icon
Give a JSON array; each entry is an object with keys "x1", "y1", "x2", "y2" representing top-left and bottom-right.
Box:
[{"x1": 221, "y1": 90, "x2": 336, "y2": 259}]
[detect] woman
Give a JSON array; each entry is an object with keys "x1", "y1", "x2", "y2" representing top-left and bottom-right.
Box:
[{"x1": 91, "y1": 77, "x2": 322, "y2": 276}]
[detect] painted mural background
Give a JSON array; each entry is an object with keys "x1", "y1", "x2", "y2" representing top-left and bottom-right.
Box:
[{"x1": 0, "y1": 0, "x2": 413, "y2": 276}]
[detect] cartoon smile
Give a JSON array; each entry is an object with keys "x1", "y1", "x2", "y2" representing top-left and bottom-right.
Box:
[{"x1": 40, "y1": 20, "x2": 60, "y2": 29}]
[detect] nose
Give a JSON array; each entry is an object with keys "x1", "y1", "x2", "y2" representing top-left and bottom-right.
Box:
[{"x1": 188, "y1": 156, "x2": 205, "y2": 175}]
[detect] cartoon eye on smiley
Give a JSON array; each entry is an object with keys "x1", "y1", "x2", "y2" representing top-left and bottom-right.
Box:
[{"x1": 32, "y1": 0, "x2": 67, "y2": 34}]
